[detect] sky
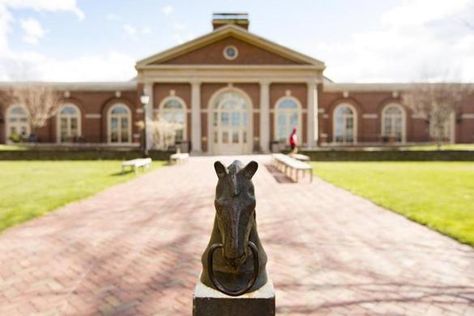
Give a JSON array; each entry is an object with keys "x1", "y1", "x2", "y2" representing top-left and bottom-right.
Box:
[{"x1": 0, "y1": 0, "x2": 473, "y2": 83}]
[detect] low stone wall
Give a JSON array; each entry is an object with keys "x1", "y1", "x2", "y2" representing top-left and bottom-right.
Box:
[
  {"x1": 300, "y1": 150, "x2": 474, "y2": 161},
  {"x1": 0, "y1": 149, "x2": 173, "y2": 161}
]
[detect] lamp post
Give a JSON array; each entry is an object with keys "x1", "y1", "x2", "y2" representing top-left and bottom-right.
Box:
[{"x1": 140, "y1": 91, "x2": 150, "y2": 157}]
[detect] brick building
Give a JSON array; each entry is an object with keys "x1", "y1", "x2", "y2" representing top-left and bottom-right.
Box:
[{"x1": 1, "y1": 13, "x2": 473, "y2": 154}]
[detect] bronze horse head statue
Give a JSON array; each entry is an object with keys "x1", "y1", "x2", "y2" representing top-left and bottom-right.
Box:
[{"x1": 200, "y1": 160, "x2": 268, "y2": 296}]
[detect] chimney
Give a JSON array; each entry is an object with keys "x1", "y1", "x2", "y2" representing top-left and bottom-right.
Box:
[{"x1": 212, "y1": 13, "x2": 249, "y2": 30}]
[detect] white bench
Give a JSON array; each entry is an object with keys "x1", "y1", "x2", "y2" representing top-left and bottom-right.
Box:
[
  {"x1": 170, "y1": 153, "x2": 189, "y2": 165},
  {"x1": 272, "y1": 153, "x2": 313, "y2": 183},
  {"x1": 121, "y1": 158, "x2": 152, "y2": 174}
]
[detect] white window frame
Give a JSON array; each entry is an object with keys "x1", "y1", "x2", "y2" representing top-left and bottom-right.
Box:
[
  {"x1": 274, "y1": 96, "x2": 302, "y2": 143},
  {"x1": 56, "y1": 103, "x2": 82, "y2": 143},
  {"x1": 158, "y1": 96, "x2": 188, "y2": 142},
  {"x1": 107, "y1": 103, "x2": 132, "y2": 144},
  {"x1": 223, "y1": 45, "x2": 239, "y2": 60},
  {"x1": 333, "y1": 103, "x2": 357, "y2": 144},
  {"x1": 381, "y1": 103, "x2": 406, "y2": 144},
  {"x1": 5, "y1": 104, "x2": 30, "y2": 142}
]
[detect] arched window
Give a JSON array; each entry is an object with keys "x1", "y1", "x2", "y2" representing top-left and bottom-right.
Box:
[
  {"x1": 333, "y1": 104, "x2": 357, "y2": 144},
  {"x1": 57, "y1": 103, "x2": 81, "y2": 143},
  {"x1": 381, "y1": 103, "x2": 405, "y2": 143},
  {"x1": 6, "y1": 105, "x2": 30, "y2": 141},
  {"x1": 274, "y1": 97, "x2": 301, "y2": 142},
  {"x1": 160, "y1": 97, "x2": 187, "y2": 142},
  {"x1": 108, "y1": 104, "x2": 131, "y2": 144}
]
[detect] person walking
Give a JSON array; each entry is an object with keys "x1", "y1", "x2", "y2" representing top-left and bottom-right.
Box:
[{"x1": 289, "y1": 127, "x2": 298, "y2": 154}]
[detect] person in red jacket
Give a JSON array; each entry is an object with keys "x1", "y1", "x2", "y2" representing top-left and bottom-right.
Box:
[{"x1": 289, "y1": 127, "x2": 298, "y2": 154}]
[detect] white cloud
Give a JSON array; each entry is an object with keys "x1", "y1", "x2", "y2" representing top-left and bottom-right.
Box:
[
  {"x1": 381, "y1": 0, "x2": 471, "y2": 27},
  {"x1": 161, "y1": 4, "x2": 173, "y2": 16},
  {"x1": 310, "y1": 0, "x2": 474, "y2": 82},
  {"x1": 0, "y1": 51, "x2": 136, "y2": 81},
  {"x1": 171, "y1": 22, "x2": 194, "y2": 44},
  {"x1": 0, "y1": 0, "x2": 84, "y2": 20},
  {"x1": 0, "y1": 0, "x2": 84, "y2": 56},
  {"x1": 20, "y1": 17, "x2": 45, "y2": 44},
  {"x1": 123, "y1": 23, "x2": 136, "y2": 36},
  {"x1": 122, "y1": 23, "x2": 152, "y2": 39},
  {"x1": 0, "y1": 5, "x2": 12, "y2": 54}
]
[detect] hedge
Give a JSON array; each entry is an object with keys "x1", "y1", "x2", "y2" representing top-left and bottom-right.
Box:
[
  {"x1": 0, "y1": 149, "x2": 173, "y2": 161},
  {"x1": 299, "y1": 150, "x2": 474, "y2": 161}
]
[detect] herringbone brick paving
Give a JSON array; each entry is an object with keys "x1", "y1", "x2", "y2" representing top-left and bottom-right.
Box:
[{"x1": 0, "y1": 155, "x2": 473, "y2": 315}]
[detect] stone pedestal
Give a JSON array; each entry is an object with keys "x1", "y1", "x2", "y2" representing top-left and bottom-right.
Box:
[{"x1": 193, "y1": 280, "x2": 275, "y2": 316}]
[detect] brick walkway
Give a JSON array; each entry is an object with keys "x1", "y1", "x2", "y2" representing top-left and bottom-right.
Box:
[{"x1": 0, "y1": 156, "x2": 473, "y2": 315}]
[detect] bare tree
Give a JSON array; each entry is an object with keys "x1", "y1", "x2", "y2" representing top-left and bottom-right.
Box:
[
  {"x1": 136, "y1": 114, "x2": 182, "y2": 150},
  {"x1": 8, "y1": 84, "x2": 61, "y2": 138},
  {"x1": 402, "y1": 83, "x2": 472, "y2": 149}
]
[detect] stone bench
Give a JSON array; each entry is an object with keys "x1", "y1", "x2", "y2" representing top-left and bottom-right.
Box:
[
  {"x1": 121, "y1": 158, "x2": 152, "y2": 174},
  {"x1": 288, "y1": 153, "x2": 310, "y2": 162},
  {"x1": 272, "y1": 153, "x2": 312, "y2": 183},
  {"x1": 170, "y1": 153, "x2": 190, "y2": 165}
]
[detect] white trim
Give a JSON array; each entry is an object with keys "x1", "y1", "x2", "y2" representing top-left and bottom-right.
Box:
[
  {"x1": 137, "y1": 69, "x2": 323, "y2": 84},
  {"x1": 461, "y1": 113, "x2": 474, "y2": 119},
  {"x1": 56, "y1": 103, "x2": 82, "y2": 143},
  {"x1": 158, "y1": 95, "x2": 188, "y2": 141},
  {"x1": 223, "y1": 45, "x2": 239, "y2": 60},
  {"x1": 307, "y1": 81, "x2": 318, "y2": 147},
  {"x1": 5, "y1": 104, "x2": 30, "y2": 142},
  {"x1": 208, "y1": 86, "x2": 253, "y2": 154},
  {"x1": 362, "y1": 113, "x2": 378, "y2": 119},
  {"x1": 381, "y1": 103, "x2": 406, "y2": 144},
  {"x1": 107, "y1": 103, "x2": 132, "y2": 144},
  {"x1": 191, "y1": 81, "x2": 202, "y2": 152},
  {"x1": 259, "y1": 81, "x2": 270, "y2": 152},
  {"x1": 273, "y1": 96, "x2": 303, "y2": 143},
  {"x1": 332, "y1": 103, "x2": 358, "y2": 144},
  {"x1": 85, "y1": 113, "x2": 101, "y2": 119}
]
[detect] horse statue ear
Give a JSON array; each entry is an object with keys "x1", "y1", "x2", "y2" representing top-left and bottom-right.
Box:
[
  {"x1": 242, "y1": 161, "x2": 258, "y2": 179},
  {"x1": 214, "y1": 161, "x2": 227, "y2": 178}
]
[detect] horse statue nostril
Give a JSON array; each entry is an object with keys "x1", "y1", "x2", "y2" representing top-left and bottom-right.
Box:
[{"x1": 225, "y1": 252, "x2": 247, "y2": 267}]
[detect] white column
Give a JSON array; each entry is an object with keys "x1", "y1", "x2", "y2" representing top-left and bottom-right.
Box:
[
  {"x1": 259, "y1": 81, "x2": 270, "y2": 152},
  {"x1": 307, "y1": 81, "x2": 319, "y2": 148},
  {"x1": 143, "y1": 83, "x2": 154, "y2": 150},
  {"x1": 191, "y1": 81, "x2": 202, "y2": 153}
]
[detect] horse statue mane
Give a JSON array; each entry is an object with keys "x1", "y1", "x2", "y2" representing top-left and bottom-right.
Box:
[{"x1": 200, "y1": 160, "x2": 268, "y2": 296}]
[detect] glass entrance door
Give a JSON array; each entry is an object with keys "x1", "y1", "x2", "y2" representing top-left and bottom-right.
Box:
[{"x1": 212, "y1": 91, "x2": 251, "y2": 154}]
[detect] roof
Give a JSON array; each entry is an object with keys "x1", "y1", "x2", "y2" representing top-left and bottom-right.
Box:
[
  {"x1": 0, "y1": 81, "x2": 137, "y2": 91},
  {"x1": 136, "y1": 24, "x2": 325, "y2": 69}
]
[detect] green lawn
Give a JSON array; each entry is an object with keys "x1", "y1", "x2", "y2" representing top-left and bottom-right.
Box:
[
  {"x1": 0, "y1": 161, "x2": 164, "y2": 232},
  {"x1": 312, "y1": 162, "x2": 474, "y2": 246}
]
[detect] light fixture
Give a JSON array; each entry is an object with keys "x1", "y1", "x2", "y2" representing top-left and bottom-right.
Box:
[{"x1": 140, "y1": 93, "x2": 150, "y2": 106}]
